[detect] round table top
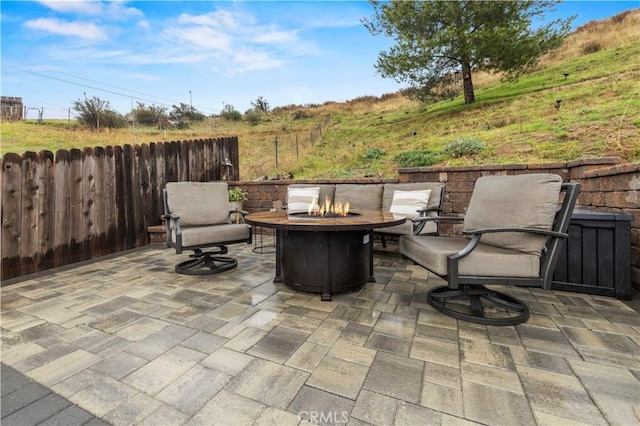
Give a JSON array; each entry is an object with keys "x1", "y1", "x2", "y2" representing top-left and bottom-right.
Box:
[{"x1": 245, "y1": 209, "x2": 406, "y2": 232}]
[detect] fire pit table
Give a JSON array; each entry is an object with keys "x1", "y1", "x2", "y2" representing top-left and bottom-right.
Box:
[{"x1": 245, "y1": 210, "x2": 406, "y2": 300}]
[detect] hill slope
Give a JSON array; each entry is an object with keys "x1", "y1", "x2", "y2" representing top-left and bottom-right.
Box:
[{"x1": 269, "y1": 9, "x2": 640, "y2": 179}]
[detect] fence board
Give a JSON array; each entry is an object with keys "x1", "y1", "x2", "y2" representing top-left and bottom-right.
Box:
[
  {"x1": 20, "y1": 152, "x2": 39, "y2": 276},
  {"x1": 114, "y1": 145, "x2": 126, "y2": 252},
  {"x1": 37, "y1": 151, "x2": 55, "y2": 271},
  {"x1": 68, "y1": 149, "x2": 84, "y2": 264},
  {"x1": 1, "y1": 137, "x2": 238, "y2": 281},
  {"x1": 148, "y1": 143, "x2": 161, "y2": 227},
  {"x1": 134, "y1": 144, "x2": 148, "y2": 247},
  {"x1": 1, "y1": 153, "x2": 23, "y2": 277},
  {"x1": 180, "y1": 141, "x2": 189, "y2": 182},
  {"x1": 166, "y1": 141, "x2": 178, "y2": 183},
  {"x1": 103, "y1": 146, "x2": 117, "y2": 256},
  {"x1": 54, "y1": 150, "x2": 70, "y2": 268},
  {"x1": 82, "y1": 147, "x2": 95, "y2": 261}
]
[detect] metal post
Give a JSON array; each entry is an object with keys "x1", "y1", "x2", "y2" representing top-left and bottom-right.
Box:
[{"x1": 275, "y1": 136, "x2": 279, "y2": 171}]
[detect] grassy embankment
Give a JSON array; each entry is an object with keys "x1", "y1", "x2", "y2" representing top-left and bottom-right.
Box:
[{"x1": 1, "y1": 10, "x2": 638, "y2": 180}]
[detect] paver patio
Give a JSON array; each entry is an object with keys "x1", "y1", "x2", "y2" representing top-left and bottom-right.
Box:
[{"x1": 1, "y1": 236, "x2": 639, "y2": 425}]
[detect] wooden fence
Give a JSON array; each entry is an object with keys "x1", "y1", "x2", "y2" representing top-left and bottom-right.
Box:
[{"x1": 1, "y1": 137, "x2": 239, "y2": 282}]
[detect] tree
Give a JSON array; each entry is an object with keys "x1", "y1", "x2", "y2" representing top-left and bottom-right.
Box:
[
  {"x1": 72, "y1": 95, "x2": 126, "y2": 130},
  {"x1": 134, "y1": 102, "x2": 168, "y2": 127},
  {"x1": 251, "y1": 96, "x2": 270, "y2": 112},
  {"x1": 363, "y1": 0, "x2": 574, "y2": 104}
]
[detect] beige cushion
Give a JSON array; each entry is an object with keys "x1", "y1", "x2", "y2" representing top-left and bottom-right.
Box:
[
  {"x1": 464, "y1": 174, "x2": 562, "y2": 254},
  {"x1": 166, "y1": 182, "x2": 230, "y2": 226},
  {"x1": 400, "y1": 234, "x2": 541, "y2": 278},
  {"x1": 334, "y1": 184, "x2": 383, "y2": 210},
  {"x1": 176, "y1": 223, "x2": 251, "y2": 247},
  {"x1": 390, "y1": 190, "x2": 431, "y2": 217},
  {"x1": 288, "y1": 184, "x2": 336, "y2": 207},
  {"x1": 287, "y1": 186, "x2": 320, "y2": 213},
  {"x1": 383, "y1": 182, "x2": 444, "y2": 235}
]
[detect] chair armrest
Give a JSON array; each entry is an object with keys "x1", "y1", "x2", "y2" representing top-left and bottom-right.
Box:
[
  {"x1": 416, "y1": 206, "x2": 442, "y2": 215},
  {"x1": 229, "y1": 209, "x2": 249, "y2": 224},
  {"x1": 463, "y1": 227, "x2": 568, "y2": 239},
  {"x1": 410, "y1": 215, "x2": 463, "y2": 235},
  {"x1": 230, "y1": 209, "x2": 249, "y2": 215},
  {"x1": 411, "y1": 215, "x2": 464, "y2": 223}
]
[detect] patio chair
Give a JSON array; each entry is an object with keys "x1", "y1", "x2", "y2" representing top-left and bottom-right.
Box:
[
  {"x1": 163, "y1": 182, "x2": 252, "y2": 275},
  {"x1": 399, "y1": 174, "x2": 580, "y2": 326}
]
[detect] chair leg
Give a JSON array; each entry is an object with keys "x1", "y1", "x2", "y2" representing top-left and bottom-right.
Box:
[
  {"x1": 427, "y1": 285, "x2": 530, "y2": 326},
  {"x1": 175, "y1": 248, "x2": 238, "y2": 275}
]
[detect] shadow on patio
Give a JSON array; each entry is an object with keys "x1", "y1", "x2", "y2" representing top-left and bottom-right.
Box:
[{"x1": 1, "y1": 237, "x2": 639, "y2": 425}]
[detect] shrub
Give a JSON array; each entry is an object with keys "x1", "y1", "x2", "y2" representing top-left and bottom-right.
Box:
[
  {"x1": 394, "y1": 150, "x2": 441, "y2": 167},
  {"x1": 581, "y1": 41, "x2": 602, "y2": 55},
  {"x1": 228, "y1": 187, "x2": 248, "y2": 202},
  {"x1": 442, "y1": 137, "x2": 484, "y2": 158},
  {"x1": 363, "y1": 147, "x2": 386, "y2": 161},
  {"x1": 244, "y1": 109, "x2": 262, "y2": 125},
  {"x1": 221, "y1": 104, "x2": 242, "y2": 121}
]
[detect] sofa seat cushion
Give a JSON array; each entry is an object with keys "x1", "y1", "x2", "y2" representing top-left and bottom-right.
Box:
[
  {"x1": 400, "y1": 235, "x2": 541, "y2": 278},
  {"x1": 176, "y1": 224, "x2": 251, "y2": 248}
]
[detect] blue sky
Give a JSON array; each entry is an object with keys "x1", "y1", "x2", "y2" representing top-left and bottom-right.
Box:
[{"x1": 1, "y1": 1, "x2": 638, "y2": 119}]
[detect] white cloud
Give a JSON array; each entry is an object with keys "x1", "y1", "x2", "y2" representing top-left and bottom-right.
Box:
[
  {"x1": 137, "y1": 20, "x2": 150, "y2": 29},
  {"x1": 164, "y1": 7, "x2": 313, "y2": 74},
  {"x1": 24, "y1": 18, "x2": 108, "y2": 40},
  {"x1": 36, "y1": 0, "x2": 103, "y2": 15},
  {"x1": 36, "y1": 0, "x2": 143, "y2": 20},
  {"x1": 164, "y1": 26, "x2": 233, "y2": 51}
]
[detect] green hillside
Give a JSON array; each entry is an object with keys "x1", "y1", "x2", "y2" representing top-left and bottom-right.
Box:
[{"x1": 287, "y1": 41, "x2": 639, "y2": 179}]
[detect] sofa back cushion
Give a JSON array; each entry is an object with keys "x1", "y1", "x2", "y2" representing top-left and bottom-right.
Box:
[
  {"x1": 389, "y1": 190, "x2": 431, "y2": 217},
  {"x1": 383, "y1": 182, "x2": 444, "y2": 234},
  {"x1": 334, "y1": 184, "x2": 384, "y2": 210},
  {"x1": 287, "y1": 186, "x2": 320, "y2": 213},
  {"x1": 463, "y1": 174, "x2": 563, "y2": 254},
  {"x1": 166, "y1": 182, "x2": 231, "y2": 226},
  {"x1": 288, "y1": 184, "x2": 335, "y2": 210}
]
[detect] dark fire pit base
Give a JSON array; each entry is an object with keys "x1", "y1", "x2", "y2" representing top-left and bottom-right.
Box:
[{"x1": 280, "y1": 229, "x2": 371, "y2": 301}]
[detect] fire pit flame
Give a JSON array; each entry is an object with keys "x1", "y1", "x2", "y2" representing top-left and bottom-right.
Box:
[{"x1": 308, "y1": 197, "x2": 350, "y2": 217}]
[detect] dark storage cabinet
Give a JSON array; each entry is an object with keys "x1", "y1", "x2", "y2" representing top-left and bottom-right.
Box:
[{"x1": 553, "y1": 209, "x2": 633, "y2": 299}]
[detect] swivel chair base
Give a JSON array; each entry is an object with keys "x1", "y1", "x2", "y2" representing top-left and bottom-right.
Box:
[
  {"x1": 175, "y1": 247, "x2": 238, "y2": 275},
  {"x1": 427, "y1": 285, "x2": 530, "y2": 326}
]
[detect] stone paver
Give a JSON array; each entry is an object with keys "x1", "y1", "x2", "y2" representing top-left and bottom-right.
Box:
[
  {"x1": 1, "y1": 242, "x2": 639, "y2": 425},
  {"x1": 0, "y1": 363, "x2": 106, "y2": 426}
]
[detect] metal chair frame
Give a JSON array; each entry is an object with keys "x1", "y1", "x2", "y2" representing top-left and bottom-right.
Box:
[
  {"x1": 405, "y1": 182, "x2": 580, "y2": 326},
  {"x1": 162, "y1": 187, "x2": 252, "y2": 276}
]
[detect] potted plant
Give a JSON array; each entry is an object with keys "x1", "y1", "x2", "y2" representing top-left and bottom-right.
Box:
[{"x1": 228, "y1": 187, "x2": 248, "y2": 223}]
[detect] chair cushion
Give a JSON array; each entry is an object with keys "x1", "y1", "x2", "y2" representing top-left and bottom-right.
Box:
[
  {"x1": 464, "y1": 174, "x2": 562, "y2": 254},
  {"x1": 166, "y1": 182, "x2": 230, "y2": 226},
  {"x1": 335, "y1": 184, "x2": 383, "y2": 210},
  {"x1": 177, "y1": 224, "x2": 251, "y2": 248},
  {"x1": 389, "y1": 190, "x2": 431, "y2": 217},
  {"x1": 400, "y1": 235, "x2": 541, "y2": 278},
  {"x1": 383, "y1": 183, "x2": 444, "y2": 235},
  {"x1": 287, "y1": 186, "x2": 320, "y2": 213}
]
